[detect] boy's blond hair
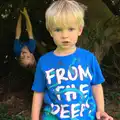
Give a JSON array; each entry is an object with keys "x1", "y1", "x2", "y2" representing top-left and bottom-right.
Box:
[{"x1": 45, "y1": 0, "x2": 87, "y2": 32}]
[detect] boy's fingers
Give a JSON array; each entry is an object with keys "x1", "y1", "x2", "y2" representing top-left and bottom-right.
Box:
[
  {"x1": 96, "y1": 112, "x2": 100, "y2": 119},
  {"x1": 109, "y1": 116, "x2": 113, "y2": 120},
  {"x1": 24, "y1": 7, "x2": 27, "y2": 11},
  {"x1": 100, "y1": 113, "x2": 113, "y2": 120},
  {"x1": 20, "y1": 10, "x2": 23, "y2": 14},
  {"x1": 23, "y1": 8, "x2": 25, "y2": 12},
  {"x1": 23, "y1": 7, "x2": 27, "y2": 13},
  {"x1": 96, "y1": 112, "x2": 111, "y2": 120}
]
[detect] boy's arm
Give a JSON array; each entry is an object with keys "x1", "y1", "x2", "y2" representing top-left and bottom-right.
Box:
[
  {"x1": 92, "y1": 84, "x2": 104, "y2": 112},
  {"x1": 92, "y1": 84, "x2": 113, "y2": 120},
  {"x1": 15, "y1": 14, "x2": 22, "y2": 39},
  {"x1": 22, "y1": 8, "x2": 33, "y2": 39},
  {"x1": 31, "y1": 92, "x2": 44, "y2": 120}
]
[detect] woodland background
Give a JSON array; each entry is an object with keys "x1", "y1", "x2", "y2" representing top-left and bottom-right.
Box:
[{"x1": 0, "y1": 0, "x2": 120, "y2": 119}]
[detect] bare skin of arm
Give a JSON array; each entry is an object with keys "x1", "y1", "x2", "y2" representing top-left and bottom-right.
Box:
[
  {"x1": 92, "y1": 84, "x2": 113, "y2": 120},
  {"x1": 22, "y1": 8, "x2": 48, "y2": 55},
  {"x1": 31, "y1": 92, "x2": 44, "y2": 120},
  {"x1": 21, "y1": 8, "x2": 33, "y2": 39},
  {"x1": 92, "y1": 84, "x2": 105, "y2": 112},
  {"x1": 15, "y1": 14, "x2": 22, "y2": 39}
]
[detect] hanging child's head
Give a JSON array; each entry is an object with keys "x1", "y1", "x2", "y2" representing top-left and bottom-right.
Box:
[
  {"x1": 45, "y1": 0, "x2": 87, "y2": 33},
  {"x1": 19, "y1": 46, "x2": 36, "y2": 69}
]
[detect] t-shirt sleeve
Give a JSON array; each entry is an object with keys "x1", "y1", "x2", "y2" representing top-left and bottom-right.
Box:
[
  {"x1": 13, "y1": 39, "x2": 22, "y2": 56},
  {"x1": 91, "y1": 55, "x2": 105, "y2": 85},
  {"x1": 27, "y1": 39, "x2": 36, "y2": 53},
  {"x1": 32, "y1": 59, "x2": 46, "y2": 92}
]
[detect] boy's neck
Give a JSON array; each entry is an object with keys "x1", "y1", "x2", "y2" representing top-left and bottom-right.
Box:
[{"x1": 54, "y1": 46, "x2": 76, "y2": 56}]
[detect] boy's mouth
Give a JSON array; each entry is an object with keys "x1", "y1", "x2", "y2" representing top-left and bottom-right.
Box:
[
  {"x1": 62, "y1": 41, "x2": 70, "y2": 44},
  {"x1": 62, "y1": 41, "x2": 71, "y2": 46}
]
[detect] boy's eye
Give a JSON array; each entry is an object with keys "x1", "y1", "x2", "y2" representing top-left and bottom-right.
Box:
[
  {"x1": 54, "y1": 28, "x2": 62, "y2": 32},
  {"x1": 68, "y1": 28, "x2": 75, "y2": 31}
]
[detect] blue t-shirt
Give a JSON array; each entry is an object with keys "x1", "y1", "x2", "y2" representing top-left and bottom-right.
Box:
[
  {"x1": 32, "y1": 48, "x2": 104, "y2": 120},
  {"x1": 13, "y1": 39, "x2": 36, "y2": 56}
]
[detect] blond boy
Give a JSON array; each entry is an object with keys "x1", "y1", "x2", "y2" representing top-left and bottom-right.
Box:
[{"x1": 31, "y1": 0, "x2": 113, "y2": 119}]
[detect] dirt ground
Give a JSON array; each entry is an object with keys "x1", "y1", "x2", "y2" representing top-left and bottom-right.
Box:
[{"x1": 0, "y1": 82, "x2": 120, "y2": 120}]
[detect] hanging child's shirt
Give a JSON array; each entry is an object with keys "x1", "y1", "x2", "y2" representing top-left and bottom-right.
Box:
[
  {"x1": 32, "y1": 48, "x2": 105, "y2": 120},
  {"x1": 13, "y1": 39, "x2": 36, "y2": 56}
]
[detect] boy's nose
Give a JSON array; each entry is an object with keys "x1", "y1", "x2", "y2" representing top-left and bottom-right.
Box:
[{"x1": 61, "y1": 30, "x2": 68, "y2": 39}]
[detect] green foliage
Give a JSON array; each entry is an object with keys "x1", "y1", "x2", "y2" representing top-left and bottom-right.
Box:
[
  {"x1": 0, "y1": 104, "x2": 31, "y2": 120},
  {"x1": 115, "y1": 114, "x2": 120, "y2": 120},
  {"x1": 109, "y1": 91, "x2": 120, "y2": 105},
  {"x1": 12, "y1": 115, "x2": 31, "y2": 120},
  {"x1": 0, "y1": 104, "x2": 11, "y2": 120}
]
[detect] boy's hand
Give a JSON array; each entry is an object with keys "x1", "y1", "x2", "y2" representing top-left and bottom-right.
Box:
[
  {"x1": 20, "y1": 7, "x2": 28, "y2": 17},
  {"x1": 96, "y1": 111, "x2": 113, "y2": 120}
]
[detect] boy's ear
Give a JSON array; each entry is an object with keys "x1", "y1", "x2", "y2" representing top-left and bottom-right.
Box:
[{"x1": 78, "y1": 27, "x2": 83, "y2": 36}]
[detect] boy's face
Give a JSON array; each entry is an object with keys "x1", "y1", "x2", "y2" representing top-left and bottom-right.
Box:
[
  {"x1": 50, "y1": 19, "x2": 83, "y2": 51},
  {"x1": 20, "y1": 47, "x2": 35, "y2": 66}
]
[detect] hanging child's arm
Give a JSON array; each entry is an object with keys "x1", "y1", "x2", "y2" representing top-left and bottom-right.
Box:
[
  {"x1": 22, "y1": 7, "x2": 33, "y2": 39},
  {"x1": 15, "y1": 14, "x2": 22, "y2": 39},
  {"x1": 92, "y1": 84, "x2": 113, "y2": 120},
  {"x1": 31, "y1": 92, "x2": 44, "y2": 120}
]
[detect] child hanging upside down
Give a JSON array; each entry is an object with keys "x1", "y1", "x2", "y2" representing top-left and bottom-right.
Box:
[{"x1": 14, "y1": 7, "x2": 36, "y2": 69}]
